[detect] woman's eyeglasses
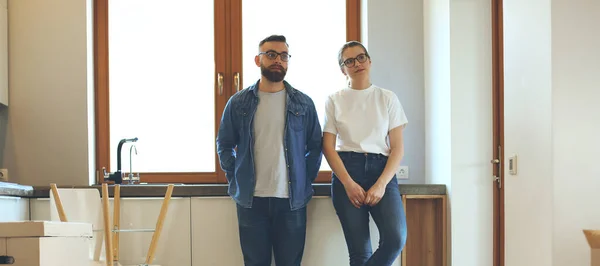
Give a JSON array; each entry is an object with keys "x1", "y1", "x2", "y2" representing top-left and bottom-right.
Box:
[{"x1": 341, "y1": 53, "x2": 369, "y2": 67}]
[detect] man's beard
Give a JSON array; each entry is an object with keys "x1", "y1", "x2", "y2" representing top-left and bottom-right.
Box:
[{"x1": 261, "y1": 64, "x2": 287, "y2": 82}]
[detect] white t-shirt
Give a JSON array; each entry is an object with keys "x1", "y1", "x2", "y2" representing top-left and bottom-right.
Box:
[
  {"x1": 253, "y1": 90, "x2": 289, "y2": 198},
  {"x1": 323, "y1": 84, "x2": 408, "y2": 156}
]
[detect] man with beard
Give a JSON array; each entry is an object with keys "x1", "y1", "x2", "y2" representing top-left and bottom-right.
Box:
[{"x1": 216, "y1": 35, "x2": 323, "y2": 266}]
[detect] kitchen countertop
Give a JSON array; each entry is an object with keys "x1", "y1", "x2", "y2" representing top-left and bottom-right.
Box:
[{"x1": 0, "y1": 181, "x2": 446, "y2": 198}]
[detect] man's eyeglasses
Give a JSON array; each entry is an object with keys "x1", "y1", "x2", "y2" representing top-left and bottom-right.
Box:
[
  {"x1": 259, "y1": 51, "x2": 291, "y2": 62},
  {"x1": 341, "y1": 53, "x2": 369, "y2": 67}
]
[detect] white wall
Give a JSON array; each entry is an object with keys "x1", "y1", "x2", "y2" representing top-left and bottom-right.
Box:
[
  {"x1": 424, "y1": 0, "x2": 451, "y2": 188},
  {"x1": 503, "y1": 0, "x2": 554, "y2": 265},
  {"x1": 0, "y1": 0, "x2": 7, "y2": 168},
  {"x1": 0, "y1": 0, "x2": 7, "y2": 107},
  {"x1": 449, "y1": 1, "x2": 494, "y2": 265},
  {"x1": 424, "y1": 0, "x2": 493, "y2": 265},
  {"x1": 3, "y1": 0, "x2": 95, "y2": 186},
  {"x1": 505, "y1": 0, "x2": 600, "y2": 266},
  {"x1": 551, "y1": 0, "x2": 600, "y2": 265},
  {"x1": 365, "y1": 0, "x2": 425, "y2": 184}
]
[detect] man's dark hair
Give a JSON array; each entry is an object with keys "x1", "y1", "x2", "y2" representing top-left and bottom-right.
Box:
[
  {"x1": 338, "y1": 41, "x2": 370, "y2": 66},
  {"x1": 259, "y1": 35, "x2": 289, "y2": 49}
]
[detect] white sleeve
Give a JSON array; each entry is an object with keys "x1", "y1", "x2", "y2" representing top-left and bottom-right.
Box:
[
  {"x1": 388, "y1": 92, "x2": 408, "y2": 131},
  {"x1": 323, "y1": 96, "x2": 338, "y2": 135}
]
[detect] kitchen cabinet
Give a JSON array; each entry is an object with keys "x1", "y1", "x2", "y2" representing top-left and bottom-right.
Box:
[
  {"x1": 116, "y1": 197, "x2": 192, "y2": 265},
  {"x1": 191, "y1": 197, "x2": 244, "y2": 266},
  {"x1": 30, "y1": 197, "x2": 192, "y2": 266},
  {"x1": 402, "y1": 195, "x2": 448, "y2": 266},
  {"x1": 0, "y1": 196, "x2": 28, "y2": 222},
  {"x1": 29, "y1": 198, "x2": 50, "y2": 221},
  {"x1": 18, "y1": 187, "x2": 448, "y2": 266},
  {"x1": 0, "y1": 0, "x2": 7, "y2": 106},
  {"x1": 190, "y1": 197, "x2": 402, "y2": 266}
]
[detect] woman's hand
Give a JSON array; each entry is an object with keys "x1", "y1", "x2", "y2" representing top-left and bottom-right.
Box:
[
  {"x1": 364, "y1": 182, "x2": 386, "y2": 206},
  {"x1": 344, "y1": 181, "x2": 367, "y2": 208}
]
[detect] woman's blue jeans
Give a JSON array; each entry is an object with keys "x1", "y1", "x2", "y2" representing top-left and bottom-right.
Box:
[{"x1": 332, "y1": 151, "x2": 408, "y2": 266}]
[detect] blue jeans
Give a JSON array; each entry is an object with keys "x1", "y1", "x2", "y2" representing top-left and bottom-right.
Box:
[
  {"x1": 332, "y1": 152, "x2": 408, "y2": 266},
  {"x1": 236, "y1": 197, "x2": 307, "y2": 266}
]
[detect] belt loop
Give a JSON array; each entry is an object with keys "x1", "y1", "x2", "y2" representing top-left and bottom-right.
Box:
[{"x1": 364, "y1": 152, "x2": 369, "y2": 173}]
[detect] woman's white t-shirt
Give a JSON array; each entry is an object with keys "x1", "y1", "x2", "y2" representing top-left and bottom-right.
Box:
[{"x1": 323, "y1": 84, "x2": 408, "y2": 156}]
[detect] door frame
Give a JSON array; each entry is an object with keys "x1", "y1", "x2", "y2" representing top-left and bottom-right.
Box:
[{"x1": 491, "y1": 0, "x2": 505, "y2": 265}]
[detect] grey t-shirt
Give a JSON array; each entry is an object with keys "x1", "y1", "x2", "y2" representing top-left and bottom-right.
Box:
[{"x1": 253, "y1": 89, "x2": 289, "y2": 198}]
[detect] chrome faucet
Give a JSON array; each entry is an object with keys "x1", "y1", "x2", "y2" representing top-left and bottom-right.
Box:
[
  {"x1": 102, "y1": 137, "x2": 138, "y2": 184},
  {"x1": 127, "y1": 144, "x2": 139, "y2": 184}
]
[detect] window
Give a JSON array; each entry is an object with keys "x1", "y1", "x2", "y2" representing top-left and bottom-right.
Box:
[{"x1": 94, "y1": 0, "x2": 361, "y2": 184}]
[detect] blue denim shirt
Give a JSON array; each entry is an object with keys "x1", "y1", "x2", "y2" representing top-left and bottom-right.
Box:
[{"x1": 216, "y1": 80, "x2": 323, "y2": 210}]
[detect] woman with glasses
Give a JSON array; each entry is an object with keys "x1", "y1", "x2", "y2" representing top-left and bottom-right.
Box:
[{"x1": 322, "y1": 41, "x2": 408, "y2": 266}]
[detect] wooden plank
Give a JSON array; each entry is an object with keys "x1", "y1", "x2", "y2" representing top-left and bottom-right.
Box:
[
  {"x1": 405, "y1": 195, "x2": 446, "y2": 199},
  {"x1": 402, "y1": 195, "x2": 407, "y2": 266},
  {"x1": 442, "y1": 195, "x2": 448, "y2": 266},
  {"x1": 404, "y1": 196, "x2": 445, "y2": 266}
]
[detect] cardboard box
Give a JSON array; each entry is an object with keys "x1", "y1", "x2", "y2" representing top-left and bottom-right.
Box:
[
  {"x1": 0, "y1": 221, "x2": 93, "y2": 266},
  {"x1": 584, "y1": 230, "x2": 600, "y2": 266}
]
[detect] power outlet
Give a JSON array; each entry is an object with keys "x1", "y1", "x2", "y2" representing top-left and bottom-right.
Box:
[
  {"x1": 0, "y1": 168, "x2": 7, "y2": 182},
  {"x1": 397, "y1": 166, "x2": 409, "y2": 180}
]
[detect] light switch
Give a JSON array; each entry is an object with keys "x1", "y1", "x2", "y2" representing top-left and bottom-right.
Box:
[{"x1": 508, "y1": 155, "x2": 517, "y2": 175}]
